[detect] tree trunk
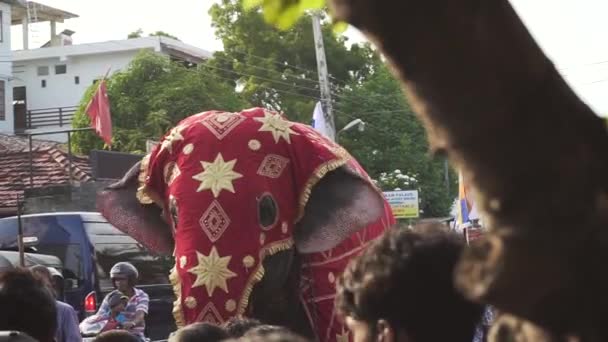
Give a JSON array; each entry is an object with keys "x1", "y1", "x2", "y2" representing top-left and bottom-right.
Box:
[{"x1": 327, "y1": 0, "x2": 608, "y2": 339}]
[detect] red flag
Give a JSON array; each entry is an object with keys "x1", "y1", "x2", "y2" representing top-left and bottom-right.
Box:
[{"x1": 85, "y1": 80, "x2": 112, "y2": 146}]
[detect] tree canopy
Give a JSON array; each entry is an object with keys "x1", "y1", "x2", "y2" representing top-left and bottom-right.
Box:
[
  {"x1": 207, "y1": 0, "x2": 378, "y2": 123},
  {"x1": 71, "y1": 51, "x2": 247, "y2": 154},
  {"x1": 337, "y1": 64, "x2": 456, "y2": 217}
]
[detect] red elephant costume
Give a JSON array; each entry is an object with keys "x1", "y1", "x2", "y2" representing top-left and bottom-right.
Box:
[{"x1": 136, "y1": 108, "x2": 395, "y2": 342}]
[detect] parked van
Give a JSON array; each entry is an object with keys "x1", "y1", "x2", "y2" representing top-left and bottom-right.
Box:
[{"x1": 0, "y1": 212, "x2": 176, "y2": 340}]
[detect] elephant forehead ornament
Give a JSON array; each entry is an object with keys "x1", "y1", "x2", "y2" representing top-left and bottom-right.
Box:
[{"x1": 100, "y1": 107, "x2": 394, "y2": 342}]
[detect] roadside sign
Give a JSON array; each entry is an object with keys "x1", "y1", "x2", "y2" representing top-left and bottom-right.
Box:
[{"x1": 383, "y1": 190, "x2": 419, "y2": 219}]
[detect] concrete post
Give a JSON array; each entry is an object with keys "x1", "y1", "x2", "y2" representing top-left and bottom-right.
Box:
[{"x1": 22, "y1": 16, "x2": 28, "y2": 50}]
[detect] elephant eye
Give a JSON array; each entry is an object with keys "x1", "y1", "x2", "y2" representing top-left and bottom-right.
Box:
[{"x1": 258, "y1": 194, "x2": 278, "y2": 230}]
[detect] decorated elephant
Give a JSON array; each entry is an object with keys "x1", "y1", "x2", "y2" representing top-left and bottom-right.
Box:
[{"x1": 98, "y1": 107, "x2": 395, "y2": 342}]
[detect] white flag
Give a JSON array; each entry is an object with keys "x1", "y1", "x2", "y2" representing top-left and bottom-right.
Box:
[{"x1": 311, "y1": 101, "x2": 335, "y2": 141}]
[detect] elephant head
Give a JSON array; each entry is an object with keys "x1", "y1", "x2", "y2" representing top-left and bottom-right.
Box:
[{"x1": 97, "y1": 107, "x2": 392, "y2": 337}]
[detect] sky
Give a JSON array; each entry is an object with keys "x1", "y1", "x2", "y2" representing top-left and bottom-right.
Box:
[{"x1": 12, "y1": 0, "x2": 608, "y2": 116}]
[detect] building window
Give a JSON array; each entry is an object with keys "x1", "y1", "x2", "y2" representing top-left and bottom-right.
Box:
[
  {"x1": 37, "y1": 66, "x2": 49, "y2": 76},
  {"x1": 74, "y1": 76, "x2": 80, "y2": 84},
  {"x1": 55, "y1": 65, "x2": 67, "y2": 74},
  {"x1": 0, "y1": 81, "x2": 5, "y2": 120},
  {"x1": 41, "y1": 80, "x2": 46, "y2": 88}
]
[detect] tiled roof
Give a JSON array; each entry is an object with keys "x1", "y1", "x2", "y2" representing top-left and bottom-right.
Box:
[{"x1": 0, "y1": 135, "x2": 93, "y2": 209}]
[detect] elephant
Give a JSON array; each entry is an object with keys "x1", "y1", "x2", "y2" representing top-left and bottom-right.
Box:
[{"x1": 97, "y1": 107, "x2": 395, "y2": 342}]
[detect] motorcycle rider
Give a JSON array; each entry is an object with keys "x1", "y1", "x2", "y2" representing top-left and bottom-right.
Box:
[{"x1": 96, "y1": 262, "x2": 149, "y2": 341}]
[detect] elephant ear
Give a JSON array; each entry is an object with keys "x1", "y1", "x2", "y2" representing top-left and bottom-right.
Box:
[
  {"x1": 97, "y1": 157, "x2": 175, "y2": 255},
  {"x1": 292, "y1": 127, "x2": 391, "y2": 253}
]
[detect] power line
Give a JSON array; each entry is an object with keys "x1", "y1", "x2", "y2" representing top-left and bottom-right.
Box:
[
  {"x1": 230, "y1": 50, "x2": 348, "y2": 85},
  {"x1": 205, "y1": 72, "x2": 322, "y2": 102},
  {"x1": 201, "y1": 63, "x2": 322, "y2": 94},
  {"x1": 210, "y1": 53, "x2": 323, "y2": 86},
  {"x1": 557, "y1": 59, "x2": 608, "y2": 73}
]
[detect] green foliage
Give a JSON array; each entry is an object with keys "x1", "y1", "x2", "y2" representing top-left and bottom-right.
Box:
[
  {"x1": 71, "y1": 51, "x2": 248, "y2": 154},
  {"x1": 337, "y1": 64, "x2": 457, "y2": 217},
  {"x1": 149, "y1": 31, "x2": 181, "y2": 41},
  {"x1": 127, "y1": 28, "x2": 143, "y2": 39},
  {"x1": 208, "y1": 0, "x2": 377, "y2": 123},
  {"x1": 128, "y1": 29, "x2": 180, "y2": 41},
  {"x1": 243, "y1": 0, "x2": 325, "y2": 30}
]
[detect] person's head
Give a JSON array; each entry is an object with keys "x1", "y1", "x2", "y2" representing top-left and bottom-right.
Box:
[
  {"x1": 94, "y1": 330, "x2": 139, "y2": 342},
  {"x1": 222, "y1": 317, "x2": 262, "y2": 338},
  {"x1": 107, "y1": 291, "x2": 129, "y2": 314},
  {"x1": 336, "y1": 224, "x2": 484, "y2": 342},
  {"x1": 110, "y1": 262, "x2": 138, "y2": 292},
  {"x1": 168, "y1": 322, "x2": 229, "y2": 342},
  {"x1": 48, "y1": 267, "x2": 65, "y2": 300},
  {"x1": 30, "y1": 265, "x2": 57, "y2": 298},
  {"x1": 0, "y1": 268, "x2": 57, "y2": 342},
  {"x1": 242, "y1": 326, "x2": 310, "y2": 342}
]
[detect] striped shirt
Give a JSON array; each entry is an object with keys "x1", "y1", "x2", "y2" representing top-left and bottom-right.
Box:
[{"x1": 98, "y1": 288, "x2": 149, "y2": 339}]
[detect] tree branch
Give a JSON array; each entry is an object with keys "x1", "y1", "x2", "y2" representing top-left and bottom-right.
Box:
[{"x1": 327, "y1": 0, "x2": 608, "y2": 339}]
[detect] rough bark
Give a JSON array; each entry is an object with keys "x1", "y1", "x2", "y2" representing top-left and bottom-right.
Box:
[{"x1": 327, "y1": 0, "x2": 608, "y2": 339}]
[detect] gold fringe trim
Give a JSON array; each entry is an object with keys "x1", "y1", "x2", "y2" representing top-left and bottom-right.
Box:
[
  {"x1": 169, "y1": 266, "x2": 186, "y2": 328},
  {"x1": 237, "y1": 238, "x2": 295, "y2": 316},
  {"x1": 295, "y1": 157, "x2": 350, "y2": 223},
  {"x1": 136, "y1": 154, "x2": 163, "y2": 207}
]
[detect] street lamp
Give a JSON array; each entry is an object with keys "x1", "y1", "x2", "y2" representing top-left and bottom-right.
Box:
[{"x1": 338, "y1": 119, "x2": 365, "y2": 136}]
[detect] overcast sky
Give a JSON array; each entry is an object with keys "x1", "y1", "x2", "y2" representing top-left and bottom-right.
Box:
[{"x1": 12, "y1": 0, "x2": 608, "y2": 116}]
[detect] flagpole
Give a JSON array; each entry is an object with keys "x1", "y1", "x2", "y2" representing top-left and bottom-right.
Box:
[
  {"x1": 86, "y1": 66, "x2": 113, "y2": 151},
  {"x1": 103, "y1": 66, "x2": 112, "y2": 151},
  {"x1": 101, "y1": 66, "x2": 112, "y2": 81}
]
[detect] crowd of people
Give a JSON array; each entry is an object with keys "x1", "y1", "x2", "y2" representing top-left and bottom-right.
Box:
[{"x1": 0, "y1": 222, "x2": 494, "y2": 342}]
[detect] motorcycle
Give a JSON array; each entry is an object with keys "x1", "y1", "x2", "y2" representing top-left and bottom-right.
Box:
[{"x1": 80, "y1": 313, "x2": 151, "y2": 342}]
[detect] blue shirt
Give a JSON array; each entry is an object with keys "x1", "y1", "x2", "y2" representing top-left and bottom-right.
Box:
[{"x1": 55, "y1": 300, "x2": 82, "y2": 342}]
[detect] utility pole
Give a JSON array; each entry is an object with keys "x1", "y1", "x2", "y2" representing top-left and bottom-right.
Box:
[{"x1": 311, "y1": 12, "x2": 336, "y2": 141}]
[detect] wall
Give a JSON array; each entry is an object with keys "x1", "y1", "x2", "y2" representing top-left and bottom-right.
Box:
[
  {"x1": 12, "y1": 50, "x2": 141, "y2": 111},
  {"x1": 0, "y1": 2, "x2": 13, "y2": 134},
  {"x1": 11, "y1": 49, "x2": 145, "y2": 141}
]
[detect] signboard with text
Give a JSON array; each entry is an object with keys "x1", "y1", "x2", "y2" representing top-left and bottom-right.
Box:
[{"x1": 383, "y1": 190, "x2": 420, "y2": 219}]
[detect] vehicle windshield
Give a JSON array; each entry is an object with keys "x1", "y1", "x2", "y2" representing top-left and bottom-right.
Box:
[
  {"x1": 83, "y1": 221, "x2": 172, "y2": 291},
  {"x1": 0, "y1": 215, "x2": 83, "y2": 281}
]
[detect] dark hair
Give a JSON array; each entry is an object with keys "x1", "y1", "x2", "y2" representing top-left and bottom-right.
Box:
[
  {"x1": 94, "y1": 330, "x2": 140, "y2": 342},
  {"x1": 0, "y1": 269, "x2": 57, "y2": 342},
  {"x1": 171, "y1": 322, "x2": 229, "y2": 342},
  {"x1": 242, "y1": 326, "x2": 309, "y2": 342},
  {"x1": 223, "y1": 317, "x2": 262, "y2": 338},
  {"x1": 244, "y1": 325, "x2": 291, "y2": 338},
  {"x1": 336, "y1": 224, "x2": 484, "y2": 342}
]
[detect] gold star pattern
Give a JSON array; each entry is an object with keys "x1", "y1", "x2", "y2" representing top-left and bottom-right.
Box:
[
  {"x1": 159, "y1": 125, "x2": 186, "y2": 154},
  {"x1": 254, "y1": 111, "x2": 298, "y2": 144},
  {"x1": 192, "y1": 153, "x2": 243, "y2": 197},
  {"x1": 188, "y1": 246, "x2": 237, "y2": 297},
  {"x1": 337, "y1": 331, "x2": 350, "y2": 342}
]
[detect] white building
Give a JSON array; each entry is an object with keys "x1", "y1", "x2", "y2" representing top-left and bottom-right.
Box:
[
  {"x1": 0, "y1": 1, "x2": 212, "y2": 141},
  {"x1": 0, "y1": 0, "x2": 27, "y2": 137}
]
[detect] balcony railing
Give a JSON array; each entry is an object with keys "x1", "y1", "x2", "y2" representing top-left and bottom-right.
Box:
[{"x1": 27, "y1": 106, "x2": 78, "y2": 129}]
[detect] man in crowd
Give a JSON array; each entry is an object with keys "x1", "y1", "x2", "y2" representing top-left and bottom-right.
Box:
[
  {"x1": 31, "y1": 265, "x2": 82, "y2": 342},
  {"x1": 96, "y1": 262, "x2": 149, "y2": 341},
  {"x1": 0, "y1": 269, "x2": 57, "y2": 342},
  {"x1": 336, "y1": 224, "x2": 484, "y2": 342}
]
